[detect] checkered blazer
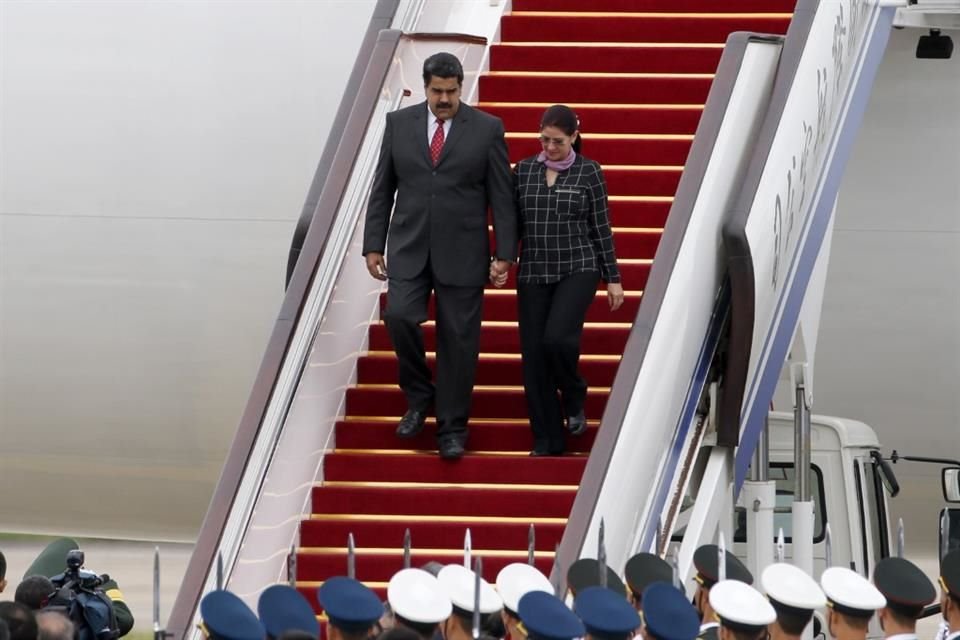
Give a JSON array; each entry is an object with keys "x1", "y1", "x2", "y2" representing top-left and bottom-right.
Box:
[{"x1": 514, "y1": 154, "x2": 620, "y2": 285}]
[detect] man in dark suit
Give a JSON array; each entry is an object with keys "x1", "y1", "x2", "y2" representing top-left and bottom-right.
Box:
[{"x1": 362, "y1": 52, "x2": 517, "y2": 460}]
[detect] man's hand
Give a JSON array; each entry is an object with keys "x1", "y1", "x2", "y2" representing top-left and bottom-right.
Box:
[
  {"x1": 489, "y1": 259, "x2": 511, "y2": 288},
  {"x1": 365, "y1": 252, "x2": 387, "y2": 281},
  {"x1": 607, "y1": 282, "x2": 625, "y2": 311}
]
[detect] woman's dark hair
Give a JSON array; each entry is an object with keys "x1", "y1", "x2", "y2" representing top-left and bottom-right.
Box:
[
  {"x1": 422, "y1": 52, "x2": 464, "y2": 86},
  {"x1": 540, "y1": 104, "x2": 581, "y2": 153}
]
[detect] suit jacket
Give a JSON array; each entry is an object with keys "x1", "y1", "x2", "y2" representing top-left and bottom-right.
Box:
[{"x1": 363, "y1": 101, "x2": 518, "y2": 287}]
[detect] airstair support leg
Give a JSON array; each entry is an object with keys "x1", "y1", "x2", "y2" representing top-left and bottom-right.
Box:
[
  {"x1": 677, "y1": 447, "x2": 734, "y2": 594},
  {"x1": 744, "y1": 417, "x2": 775, "y2": 579}
]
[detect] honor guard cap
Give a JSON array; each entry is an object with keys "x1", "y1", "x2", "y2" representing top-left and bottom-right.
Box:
[
  {"x1": 693, "y1": 545, "x2": 753, "y2": 588},
  {"x1": 387, "y1": 568, "x2": 453, "y2": 624},
  {"x1": 518, "y1": 591, "x2": 586, "y2": 640},
  {"x1": 624, "y1": 553, "x2": 673, "y2": 600},
  {"x1": 567, "y1": 558, "x2": 627, "y2": 598},
  {"x1": 496, "y1": 563, "x2": 554, "y2": 614},
  {"x1": 437, "y1": 564, "x2": 503, "y2": 615},
  {"x1": 258, "y1": 585, "x2": 319, "y2": 639},
  {"x1": 821, "y1": 567, "x2": 886, "y2": 618},
  {"x1": 573, "y1": 586, "x2": 640, "y2": 640},
  {"x1": 708, "y1": 580, "x2": 777, "y2": 633},
  {"x1": 317, "y1": 577, "x2": 384, "y2": 632},
  {"x1": 873, "y1": 557, "x2": 936, "y2": 618},
  {"x1": 640, "y1": 583, "x2": 700, "y2": 640},
  {"x1": 761, "y1": 563, "x2": 826, "y2": 613},
  {"x1": 940, "y1": 549, "x2": 960, "y2": 600},
  {"x1": 200, "y1": 590, "x2": 266, "y2": 640}
]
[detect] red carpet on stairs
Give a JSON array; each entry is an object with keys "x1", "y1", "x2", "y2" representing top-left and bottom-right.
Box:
[{"x1": 296, "y1": 1, "x2": 792, "y2": 617}]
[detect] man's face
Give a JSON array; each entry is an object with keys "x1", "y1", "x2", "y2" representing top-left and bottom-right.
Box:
[{"x1": 425, "y1": 76, "x2": 461, "y2": 121}]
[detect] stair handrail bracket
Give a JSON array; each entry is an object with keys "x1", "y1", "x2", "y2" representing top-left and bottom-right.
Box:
[{"x1": 724, "y1": 0, "x2": 901, "y2": 492}]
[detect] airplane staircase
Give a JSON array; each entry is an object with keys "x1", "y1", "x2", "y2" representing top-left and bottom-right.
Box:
[{"x1": 293, "y1": 0, "x2": 792, "y2": 607}]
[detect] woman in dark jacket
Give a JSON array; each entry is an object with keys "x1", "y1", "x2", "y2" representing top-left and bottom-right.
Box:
[{"x1": 491, "y1": 104, "x2": 623, "y2": 456}]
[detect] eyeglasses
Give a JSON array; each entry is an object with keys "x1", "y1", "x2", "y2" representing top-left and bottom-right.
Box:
[{"x1": 539, "y1": 135, "x2": 569, "y2": 147}]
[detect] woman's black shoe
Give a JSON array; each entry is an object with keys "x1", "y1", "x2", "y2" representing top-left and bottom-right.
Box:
[{"x1": 566, "y1": 411, "x2": 587, "y2": 436}]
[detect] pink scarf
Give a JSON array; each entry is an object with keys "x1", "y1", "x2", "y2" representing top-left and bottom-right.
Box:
[{"x1": 537, "y1": 149, "x2": 576, "y2": 172}]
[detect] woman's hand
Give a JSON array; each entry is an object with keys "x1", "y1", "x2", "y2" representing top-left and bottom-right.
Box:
[{"x1": 607, "y1": 282, "x2": 624, "y2": 311}]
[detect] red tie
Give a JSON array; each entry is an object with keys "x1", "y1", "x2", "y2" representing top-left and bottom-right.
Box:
[{"x1": 430, "y1": 118, "x2": 445, "y2": 165}]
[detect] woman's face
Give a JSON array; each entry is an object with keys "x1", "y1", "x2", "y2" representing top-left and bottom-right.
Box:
[{"x1": 539, "y1": 125, "x2": 577, "y2": 162}]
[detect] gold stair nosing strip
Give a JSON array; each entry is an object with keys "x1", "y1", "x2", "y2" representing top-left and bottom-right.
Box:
[
  {"x1": 489, "y1": 71, "x2": 714, "y2": 80},
  {"x1": 341, "y1": 415, "x2": 602, "y2": 425},
  {"x1": 321, "y1": 480, "x2": 579, "y2": 491},
  {"x1": 509, "y1": 11, "x2": 792, "y2": 18},
  {"x1": 479, "y1": 100, "x2": 705, "y2": 108},
  {"x1": 483, "y1": 289, "x2": 642, "y2": 298},
  {"x1": 507, "y1": 132, "x2": 694, "y2": 140},
  {"x1": 352, "y1": 383, "x2": 613, "y2": 392},
  {"x1": 309, "y1": 514, "x2": 568, "y2": 524},
  {"x1": 362, "y1": 351, "x2": 622, "y2": 362},
  {"x1": 328, "y1": 448, "x2": 591, "y2": 457},
  {"x1": 298, "y1": 547, "x2": 555, "y2": 557},
  {"x1": 373, "y1": 320, "x2": 632, "y2": 330}
]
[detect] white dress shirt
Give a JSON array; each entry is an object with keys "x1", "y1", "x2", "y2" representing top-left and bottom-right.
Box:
[{"x1": 427, "y1": 103, "x2": 452, "y2": 145}]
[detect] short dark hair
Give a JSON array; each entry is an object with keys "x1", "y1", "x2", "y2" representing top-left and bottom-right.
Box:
[
  {"x1": 16, "y1": 575, "x2": 56, "y2": 610},
  {"x1": 540, "y1": 104, "x2": 582, "y2": 153},
  {"x1": 277, "y1": 631, "x2": 317, "y2": 640},
  {"x1": 377, "y1": 626, "x2": 423, "y2": 640},
  {"x1": 393, "y1": 615, "x2": 438, "y2": 640},
  {"x1": 771, "y1": 602, "x2": 814, "y2": 636},
  {"x1": 423, "y1": 52, "x2": 463, "y2": 86},
  {"x1": 0, "y1": 602, "x2": 39, "y2": 640},
  {"x1": 0, "y1": 550, "x2": 6, "y2": 580}
]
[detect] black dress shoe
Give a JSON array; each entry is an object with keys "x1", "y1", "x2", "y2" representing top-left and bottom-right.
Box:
[
  {"x1": 530, "y1": 448, "x2": 552, "y2": 457},
  {"x1": 396, "y1": 409, "x2": 427, "y2": 438},
  {"x1": 566, "y1": 411, "x2": 587, "y2": 436},
  {"x1": 438, "y1": 437, "x2": 466, "y2": 460}
]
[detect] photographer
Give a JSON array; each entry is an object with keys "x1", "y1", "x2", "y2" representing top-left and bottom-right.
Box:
[{"x1": 24, "y1": 538, "x2": 134, "y2": 637}]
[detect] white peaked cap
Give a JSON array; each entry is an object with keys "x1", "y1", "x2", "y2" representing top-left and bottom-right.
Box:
[
  {"x1": 762, "y1": 563, "x2": 827, "y2": 611},
  {"x1": 820, "y1": 567, "x2": 886, "y2": 615},
  {"x1": 438, "y1": 564, "x2": 504, "y2": 614},
  {"x1": 388, "y1": 568, "x2": 454, "y2": 624},
  {"x1": 709, "y1": 580, "x2": 777, "y2": 628},
  {"x1": 495, "y1": 563, "x2": 553, "y2": 613}
]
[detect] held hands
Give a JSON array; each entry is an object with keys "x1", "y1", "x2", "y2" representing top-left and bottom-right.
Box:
[
  {"x1": 489, "y1": 259, "x2": 511, "y2": 288},
  {"x1": 365, "y1": 252, "x2": 387, "y2": 281},
  {"x1": 607, "y1": 282, "x2": 625, "y2": 311}
]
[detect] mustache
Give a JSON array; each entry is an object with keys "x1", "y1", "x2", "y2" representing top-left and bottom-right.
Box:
[{"x1": 437, "y1": 102, "x2": 453, "y2": 108}]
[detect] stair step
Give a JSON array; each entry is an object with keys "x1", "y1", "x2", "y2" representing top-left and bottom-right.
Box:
[
  {"x1": 344, "y1": 385, "x2": 610, "y2": 420},
  {"x1": 334, "y1": 418, "x2": 599, "y2": 451},
  {"x1": 377, "y1": 290, "x2": 641, "y2": 323},
  {"x1": 512, "y1": 0, "x2": 795, "y2": 11},
  {"x1": 604, "y1": 167, "x2": 681, "y2": 197},
  {"x1": 365, "y1": 322, "x2": 629, "y2": 356},
  {"x1": 296, "y1": 550, "x2": 553, "y2": 584},
  {"x1": 300, "y1": 518, "x2": 566, "y2": 551},
  {"x1": 491, "y1": 44, "x2": 722, "y2": 75},
  {"x1": 483, "y1": 103, "x2": 701, "y2": 136},
  {"x1": 508, "y1": 136, "x2": 690, "y2": 166},
  {"x1": 481, "y1": 73, "x2": 712, "y2": 105},
  {"x1": 356, "y1": 353, "x2": 618, "y2": 388},
  {"x1": 311, "y1": 485, "x2": 576, "y2": 517},
  {"x1": 500, "y1": 14, "x2": 791, "y2": 44},
  {"x1": 323, "y1": 452, "x2": 588, "y2": 484}
]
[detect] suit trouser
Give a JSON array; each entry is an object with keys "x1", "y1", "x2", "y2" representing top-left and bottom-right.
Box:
[
  {"x1": 518, "y1": 271, "x2": 600, "y2": 452},
  {"x1": 383, "y1": 261, "x2": 483, "y2": 440}
]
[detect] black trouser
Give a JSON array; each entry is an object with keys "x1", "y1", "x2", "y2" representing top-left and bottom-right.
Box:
[
  {"x1": 518, "y1": 271, "x2": 600, "y2": 453},
  {"x1": 383, "y1": 262, "x2": 483, "y2": 441}
]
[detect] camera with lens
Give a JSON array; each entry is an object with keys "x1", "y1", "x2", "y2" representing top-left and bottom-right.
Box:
[
  {"x1": 50, "y1": 550, "x2": 110, "y2": 591},
  {"x1": 44, "y1": 550, "x2": 120, "y2": 640}
]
